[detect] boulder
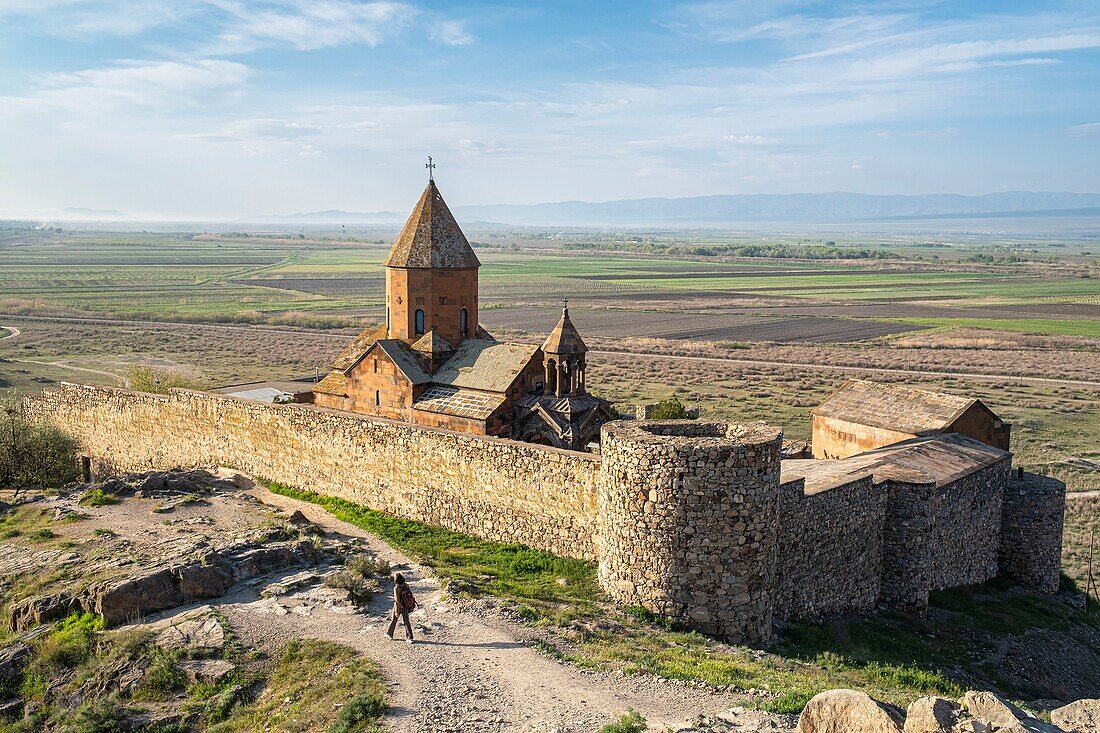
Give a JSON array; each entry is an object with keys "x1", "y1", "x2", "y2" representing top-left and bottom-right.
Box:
[
  {"x1": 1052, "y1": 700, "x2": 1100, "y2": 733},
  {"x1": 7, "y1": 591, "x2": 80, "y2": 632},
  {"x1": 155, "y1": 611, "x2": 225, "y2": 651},
  {"x1": 176, "y1": 558, "x2": 234, "y2": 602},
  {"x1": 959, "y1": 692, "x2": 1063, "y2": 733},
  {"x1": 796, "y1": 690, "x2": 904, "y2": 733},
  {"x1": 0, "y1": 643, "x2": 30, "y2": 684},
  {"x1": 176, "y1": 659, "x2": 235, "y2": 684},
  {"x1": 904, "y1": 697, "x2": 963, "y2": 733},
  {"x1": 91, "y1": 567, "x2": 183, "y2": 625}
]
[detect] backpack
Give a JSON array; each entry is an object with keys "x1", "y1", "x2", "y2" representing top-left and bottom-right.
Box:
[{"x1": 399, "y1": 585, "x2": 417, "y2": 613}]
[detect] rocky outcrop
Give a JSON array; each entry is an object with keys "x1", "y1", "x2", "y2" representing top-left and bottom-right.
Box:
[
  {"x1": 796, "y1": 690, "x2": 905, "y2": 733},
  {"x1": 1051, "y1": 700, "x2": 1100, "y2": 733}
]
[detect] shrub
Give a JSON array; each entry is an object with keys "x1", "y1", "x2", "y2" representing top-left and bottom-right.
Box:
[
  {"x1": 65, "y1": 695, "x2": 132, "y2": 733},
  {"x1": 649, "y1": 397, "x2": 691, "y2": 420},
  {"x1": 80, "y1": 488, "x2": 119, "y2": 507},
  {"x1": 126, "y1": 365, "x2": 204, "y2": 394},
  {"x1": 600, "y1": 710, "x2": 646, "y2": 733},
  {"x1": 36, "y1": 613, "x2": 105, "y2": 670},
  {"x1": 324, "y1": 570, "x2": 374, "y2": 606},
  {"x1": 0, "y1": 397, "x2": 80, "y2": 490},
  {"x1": 330, "y1": 692, "x2": 386, "y2": 733},
  {"x1": 28, "y1": 528, "x2": 57, "y2": 542},
  {"x1": 344, "y1": 553, "x2": 391, "y2": 578},
  {"x1": 133, "y1": 647, "x2": 185, "y2": 700}
]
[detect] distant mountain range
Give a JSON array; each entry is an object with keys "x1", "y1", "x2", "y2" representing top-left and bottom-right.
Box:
[
  {"x1": 247, "y1": 191, "x2": 1100, "y2": 227},
  {"x1": 10, "y1": 192, "x2": 1100, "y2": 226}
]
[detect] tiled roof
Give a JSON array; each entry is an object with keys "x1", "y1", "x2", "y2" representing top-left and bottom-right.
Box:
[
  {"x1": 812, "y1": 379, "x2": 978, "y2": 435},
  {"x1": 373, "y1": 340, "x2": 433, "y2": 385},
  {"x1": 313, "y1": 372, "x2": 348, "y2": 396},
  {"x1": 411, "y1": 330, "x2": 454, "y2": 356},
  {"x1": 331, "y1": 325, "x2": 386, "y2": 372},
  {"x1": 383, "y1": 180, "x2": 480, "y2": 269},
  {"x1": 542, "y1": 305, "x2": 587, "y2": 356},
  {"x1": 432, "y1": 339, "x2": 539, "y2": 393},
  {"x1": 412, "y1": 385, "x2": 505, "y2": 419},
  {"x1": 782, "y1": 432, "x2": 1009, "y2": 494}
]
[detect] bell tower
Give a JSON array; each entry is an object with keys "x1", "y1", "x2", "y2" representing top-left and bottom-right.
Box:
[
  {"x1": 541, "y1": 301, "x2": 588, "y2": 397},
  {"x1": 384, "y1": 162, "x2": 480, "y2": 346}
]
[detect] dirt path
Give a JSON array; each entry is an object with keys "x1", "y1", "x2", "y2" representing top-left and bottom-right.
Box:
[
  {"x1": 215, "y1": 485, "x2": 765, "y2": 733},
  {"x1": 592, "y1": 349, "x2": 1100, "y2": 389},
  {"x1": 9, "y1": 358, "x2": 129, "y2": 385},
  {"x1": 0, "y1": 326, "x2": 18, "y2": 341}
]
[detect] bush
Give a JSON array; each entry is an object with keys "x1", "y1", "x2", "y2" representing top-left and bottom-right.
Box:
[
  {"x1": 65, "y1": 695, "x2": 132, "y2": 733},
  {"x1": 324, "y1": 570, "x2": 375, "y2": 606},
  {"x1": 600, "y1": 710, "x2": 646, "y2": 733},
  {"x1": 36, "y1": 613, "x2": 105, "y2": 670},
  {"x1": 344, "y1": 553, "x2": 391, "y2": 578},
  {"x1": 649, "y1": 397, "x2": 691, "y2": 420},
  {"x1": 126, "y1": 365, "x2": 204, "y2": 394},
  {"x1": 80, "y1": 488, "x2": 120, "y2": 506},
  {"x1": 0, "y1": 397, "x2": 80, "y2": 490},
  {"x1": 330, "y1": 692, "x2": 386, "y2": 733}
]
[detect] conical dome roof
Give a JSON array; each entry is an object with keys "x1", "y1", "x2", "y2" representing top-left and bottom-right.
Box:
[
  {"x1": 542, "y1": 304, "x2": 587, "y2": 355},
  {"x1": 383, "y1": 180, "x2": 480, "y2": 269}
]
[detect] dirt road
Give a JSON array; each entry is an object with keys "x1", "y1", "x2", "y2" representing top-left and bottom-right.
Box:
[
  {"x1": 9, "y1": 358, "x2": 129, "y2": 386},
  {"x1": 0, "y1": 326, "x2": 18, "y2": 341},
  {"x1": 592, "y1": 349, "x2": 1100, "y2": 390},
  {"x1": 215, "y1": 485, "x2": 784, "y2": 733}
]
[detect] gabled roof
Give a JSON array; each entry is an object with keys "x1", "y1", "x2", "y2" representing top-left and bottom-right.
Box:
[
  {"x1": 331, "y1": 325, "x2": 386, "y2": 372},
  {"x1": 812, "y1": 379, "x2": 986, "y2": 436},
  {"x1": 411, "y1": 330, "x2": 454, "y2": 357},
  {"x1": 542, "y1": 305, "x2": 587, "y2": 356},
  {"x1": 432, "y1": 339, "x2": 539, "y2": 393},
  {"x1": 782, "y1": 433, "x2": 1009, "y2": 493},
  {"x1": 371, "y1": 340, "x2": 433, "y2": 385},
  {"x1": 383, "y1": 180, "x2": 480, "y2": 269}
]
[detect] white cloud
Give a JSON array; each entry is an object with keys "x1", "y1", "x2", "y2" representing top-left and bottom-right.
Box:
[
  {"x1": 1069, "y1": 122, "x2": 1100, "y2": 137},
  {"x1": 16, "y1": 59, "x2": 251, "y2": 112},
  {"x1": 430, "y1": 19, "x2": 473, "y2": 46},
  {"x1": 720, "y1": 134, "x2": 776, "y2": 145},
  {"x1": 209, "y1": 0, "x2": 415, "y2": 52}
]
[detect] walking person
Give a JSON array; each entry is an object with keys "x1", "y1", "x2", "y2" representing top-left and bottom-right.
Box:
[{"x1": 386, "y1": 572, "x2": 416, "y2": 644}]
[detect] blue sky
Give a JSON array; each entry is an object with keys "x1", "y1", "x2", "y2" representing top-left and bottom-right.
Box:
[{"x1": 1, "y1": 0, "x2": 1098, "y2": 219}]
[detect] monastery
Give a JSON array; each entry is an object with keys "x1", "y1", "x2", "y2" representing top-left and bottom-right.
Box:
[{"x1": 311, "y1": 176, "x2": 613, "y2": 451}]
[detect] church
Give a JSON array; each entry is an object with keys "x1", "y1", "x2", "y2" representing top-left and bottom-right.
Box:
[{"x1": 312, "y1": 175, "x2": 613, "y2": 451}]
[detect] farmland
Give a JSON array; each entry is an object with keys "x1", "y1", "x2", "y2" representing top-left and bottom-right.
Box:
[{"x1": 2, "y1": 223, "x2": 1099, "y2": 584}]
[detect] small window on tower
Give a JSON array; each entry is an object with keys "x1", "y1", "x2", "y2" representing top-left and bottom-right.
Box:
[
  {"x1": 415, "y1": 309, "x2": 425, "y2": 335},
  {"x1": 373, "y1": 358, "x2": 378, "y2": 373},
  {"x1": 375, "y1": 390, "x2": 381, "y2": 406},
  {"x1": 460, "y1": 308, "x2": 468, "y2": 336}
]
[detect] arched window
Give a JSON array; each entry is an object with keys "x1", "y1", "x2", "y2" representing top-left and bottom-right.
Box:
[
  {"x1": 414, "y1": 309, "x2": 425, "y2": 335},
  {"x1": 375, "y1": 390, "x2": 381, "y2": 406},
  {"x1": 460, "y1": 308, "x2": 468, "y2": 336}
]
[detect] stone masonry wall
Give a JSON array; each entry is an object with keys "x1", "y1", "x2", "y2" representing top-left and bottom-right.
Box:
[
  {"x1": 775, "y1": 475, "x2": 885, "y2": 619},
  {"x1": 597, "y1": 420, "x2": 783, "y2": 645},
  {"x1": 27, "y1": 383, "x2": 601, "y2": 561},
  {"x1": 1000, "y1": 472, "x2": 1065, "y2": 594}
]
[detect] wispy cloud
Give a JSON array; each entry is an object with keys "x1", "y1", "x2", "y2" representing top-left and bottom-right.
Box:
[
  {"x1": 1069, "y1": 122, "x2": 1100, "y2": 137},
  {"x1": 430, "y1": 19, "x2": 474, "y2": 46},
  {"x1": 13, "y1": 59, "x2": 251, "y2": 112}
]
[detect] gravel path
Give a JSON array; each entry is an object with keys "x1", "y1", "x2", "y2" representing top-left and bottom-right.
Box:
[{"x1": 216, "y1": 485, "x2": 770, "y2": 733}]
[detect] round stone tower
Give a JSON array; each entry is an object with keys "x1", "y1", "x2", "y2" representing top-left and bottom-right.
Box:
[{"x1": 597, "y1": 420, "x2": 783, "y2": 645}]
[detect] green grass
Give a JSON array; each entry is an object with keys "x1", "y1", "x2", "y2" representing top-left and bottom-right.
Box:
[
  {"x1": 79, "y1": 488, "x2": 119, "y2": 506},
  {"x1": 208, "y1": 639, "x2": 386, "y2": 733},
  {"x1": 887, "y1": 317, "x2": 1100, "y2": 339},
  {"x1": 263, "y1": 480, "x2": 601, "y2": 616},
  {"x1": 259, "y1": 482, "x2": 1099, "y2": 712}
]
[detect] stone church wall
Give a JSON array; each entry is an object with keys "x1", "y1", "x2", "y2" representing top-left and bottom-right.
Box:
[
  {"x1": 27, "y1": 383, "x2": 602, "y2": 561},
  {"x1": 1000, "y1": 472, "x2": 1066, "y2": 594}
]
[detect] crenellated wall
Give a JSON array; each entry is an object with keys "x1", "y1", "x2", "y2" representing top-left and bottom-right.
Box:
[{"x1": 26, "y1": 383, "x2": 1066, "y2": 645}]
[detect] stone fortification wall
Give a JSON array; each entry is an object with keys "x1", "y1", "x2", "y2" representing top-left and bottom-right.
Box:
[
  {"x1": 1000, "y1": 472, "x2": 1065, "y2": 593},
  {"x1": 597, "y1": 420, "x2": 783, "y2": 644},
  {"x1": 775, "y1": 475, "x2": 885, "y2": 619},
  {"x1": 879, "y1": 459, "x2": 1011, "y2": 611},
  {"x1": 27, "y1": 383, "x2": 601, "y2": 561}
]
